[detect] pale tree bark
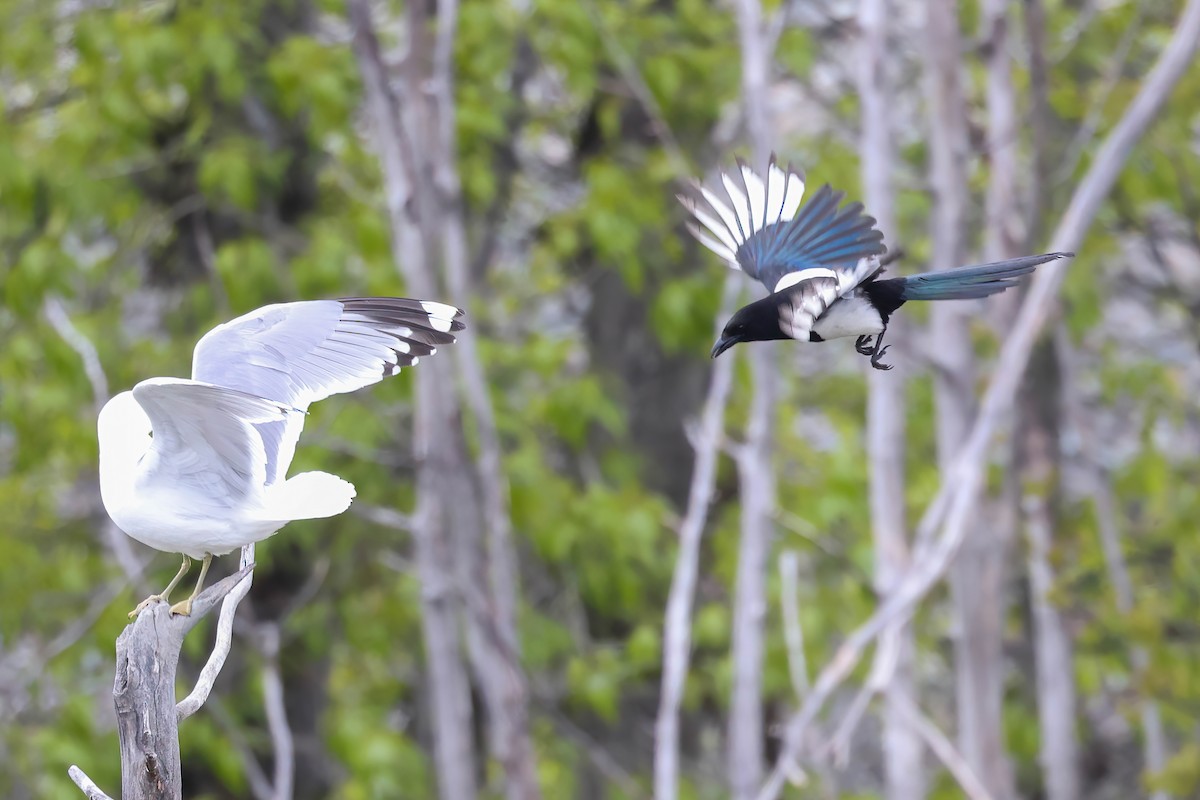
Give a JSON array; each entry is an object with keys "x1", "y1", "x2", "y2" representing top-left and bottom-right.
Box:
[
  {"x1": 922, "y1": 7, "x2": 1007, "y2": 800},
  {"x1": 427, "y1": 1, "x2": 541, "y2": 796},
  {"x1": 758, "y1": 0, "x2": 1200, "y2": 794},
  {"x1": 729, "y1": 0, "x2": 777, "y2": 795},
  {"x1": 348, "y1": 5, "x2": 477, "y2": 798},
  {"x1": 857, "y1": 0, "x2": 923, "y2": 796},
  {"x1": 1019, "y1": 343, "x2": 1079, "y2": 800},
  {"x1": 1014, "y1": 2, "x2": 1080, "y2": 797},
  {"x1": 957, "y1": 0, "x2": 1023, "y2": 796},
  {"x1": 350, "y1": 1, "x2": 539, "y2": 796}
]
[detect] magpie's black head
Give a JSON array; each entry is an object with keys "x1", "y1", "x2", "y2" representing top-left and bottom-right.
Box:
[{"x1": 711, "y1": 296, "x2": 791, "y2": 358}]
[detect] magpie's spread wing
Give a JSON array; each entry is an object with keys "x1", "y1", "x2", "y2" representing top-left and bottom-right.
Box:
[{"x1": 680, "y1": 158, "x2": 887, "y2": 295}]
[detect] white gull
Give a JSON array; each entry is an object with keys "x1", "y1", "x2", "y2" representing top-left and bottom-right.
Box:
[{"x1": 98, "y1": 297, "x2": 464, "y2": 616}]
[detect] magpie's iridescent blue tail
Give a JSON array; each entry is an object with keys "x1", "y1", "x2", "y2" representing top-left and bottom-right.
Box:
[{"x1": 899, "y1": 252, "x2": 1072, "y2": 301}]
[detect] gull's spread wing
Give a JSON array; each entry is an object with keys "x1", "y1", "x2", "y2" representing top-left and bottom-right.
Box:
[{"x1": 190, "y1": 297, "x2": 465, "y2": 484}]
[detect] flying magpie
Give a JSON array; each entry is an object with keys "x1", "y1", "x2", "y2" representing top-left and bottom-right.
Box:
[{"x1": 679, "y1": 158, "x2": 1073, "y2": 369}]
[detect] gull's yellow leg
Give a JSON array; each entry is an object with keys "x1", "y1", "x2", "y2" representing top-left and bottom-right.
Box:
[
  {"x1": 169, "y1": 552, "x2": 213, "y2": 617},
  {"x1": 128, "y1": 556, "x2": 191, "y2": 618}
]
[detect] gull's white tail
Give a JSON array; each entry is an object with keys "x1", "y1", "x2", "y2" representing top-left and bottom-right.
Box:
[{"x1": 259, "y1": 471, "x2": 357, "y2": 522}]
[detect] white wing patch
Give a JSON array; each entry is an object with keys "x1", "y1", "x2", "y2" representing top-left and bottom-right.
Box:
[
  {"x1": 773, "y1": 267, "x2": 838, "y2": 293},
  {"x1": 775, "y1": 256, "x2": 882, "y2": 295},
  {"x1": 778, "y1": 277, "x2": 842, "y2": 341},
  {"x1": 680, "y1": 159, "x2": 805, "y2": 272},
  {"x1": 775, "y1": 255, "x2": 886, "y2": 340}
]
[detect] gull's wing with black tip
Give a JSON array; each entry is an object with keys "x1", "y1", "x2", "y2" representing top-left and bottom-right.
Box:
[{"x1": 190, "y1": 297, "x2": 465, "y2": 484}]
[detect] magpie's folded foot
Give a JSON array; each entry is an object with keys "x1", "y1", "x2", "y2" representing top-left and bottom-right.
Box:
[
  {"x1": 870, "y1": 345, "x2": 893, "y2": 371},
  {"x1": 855, "y1": 335, "x2": 874, "y2": 355}
]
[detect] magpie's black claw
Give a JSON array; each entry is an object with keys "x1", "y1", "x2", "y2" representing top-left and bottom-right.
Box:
[
  {"x1": 855, "y1": 335, "x2": 874, "y2": 355},
  {"x1": 870, "y1": 345, "x2": 893, "y2": 371}
]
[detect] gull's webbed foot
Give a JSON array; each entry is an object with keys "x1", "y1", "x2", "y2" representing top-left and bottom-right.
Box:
[
  {"x1": 128, "y1": 555, "x2": 192, "y2": 618},
  {"x1": 855, "y1": 335, "x2": 875, "y2": 355},
  {"x1": 169, "y1": 597, "x2": 194, "y2": 616},
  {"x1": 870, "y1": 345, "x2": 894, "y2": 371},
  {"x1": 129, "y1": 594, "x2": 165, "y2": 619}
]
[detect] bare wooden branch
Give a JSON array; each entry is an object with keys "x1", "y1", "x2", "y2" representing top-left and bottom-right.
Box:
[
  {"x1": 177, "y1": 545, "x2": 256, "y2": 721},
  {"x1": 259, "y1": 623, "x2": 294, "y2": 800},
  {"x1": 893, "y1": 693, "x2": 997, "y2": 800},
  {"x1": 43, "y1": 295, "x2": 108, "y2": 415},
  {"x1": 103, "y1": 561, "x2": 255, "y2": 799},
  {"x1": 826, "y1": 626, "x2": 900, "y2": 766},
  {"x1": 756, "y1": 1, "x2": 1200, "y2": 794},
  {"x1": 778, "y1": 551, "x2": 810, "y2": 702},
  {"x1": 68, "y1": 765, "x2": 114, "y2": 800},
  {"x1": 1023, "y1": 453, "x2": 1080, "y2": 800},
  {"x1": 352, "y1": 503, "x2": 415, "y2": 532},
  {"x1": 654, "y1": 277, "x2": 739, "y2": 800},
  {"x1": 583, "y1": 0, "x2": 691, "y2": 179}
]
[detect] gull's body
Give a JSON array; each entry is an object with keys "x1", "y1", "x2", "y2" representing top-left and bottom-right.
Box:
[{"x1": 98, "y1": 297, "x2": 464, "y2": 614}]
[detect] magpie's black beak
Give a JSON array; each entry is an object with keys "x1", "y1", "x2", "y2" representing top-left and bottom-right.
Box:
[{"x1": 711, "y1": 336, "x2": 737, "y2": 359}]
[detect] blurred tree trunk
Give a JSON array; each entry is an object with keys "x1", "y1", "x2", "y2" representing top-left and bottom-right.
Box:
[
  {"x1": 350, "y1": 0, "x2": 478, "y2": 789},
  {"x1": 728, "y1": 0, "x2": 776, "y2": 796},
  {"x1": 921, "y1": 3, "x2": 1017, "y2": 796},
  {"x1": 922, "y1": 4, "x2": 1011, "y2": 800},
  {"x1": 427, "y1": 2, "x2": 542, "y2": 797},
  {"x1": 1017, "y1": 4, "x2": 1080, "y2": 796},
  {"x1": 350, "y1": 0, "x2": 541, "y2": 795},
  {"x1": 959, "y1": 0, "x2": 1023, "y2": 796},
  {"x1": 1020, "y1": 342, "x2": 1080, "y2": 800},
  {"x1": 857, "y1": 0, "x2": 924, "y2": 797}
]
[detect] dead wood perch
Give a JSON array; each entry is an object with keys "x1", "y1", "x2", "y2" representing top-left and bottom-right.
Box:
[{"x1": 69, "y1": 563, "x2": 254, "y2": 800}]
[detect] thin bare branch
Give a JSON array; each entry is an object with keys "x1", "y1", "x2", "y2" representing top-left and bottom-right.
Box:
[
  {"x1": 177, "y1": 545, "x2": 255, "y2": 721},
  {"x1": 68, "y1": 765, "x2": 114, "y2": 800},
  {"x1": 893, "y1": 693, "x2": 997, "y2": 800},
  {"x1": 825, "y1": 626, "x2": 900, "y2": 766},
  {"x1": 43, "y1": 295, "x2": 108, "y2": 415},
  {"x1": 259, "y1": 623, "x2": 294, "y2": 800},
  {"x1": 654, "y1": 275, "x2": 739, "y2": 800},
  {"x1": 581, "y1": 0, "x2": 691, "y2": 179},
  {"x1": 352, "y1": 503, "x2": 415, "y2": 531},
  {"x1": 1052, "y1": 2, "x2": 1146, "y2": 189},
  {"x1": 548, "y1": 709, "x2": 648, "y2": 799},
  {"x1": 778, "y1": 551, "x2": 810, "y2": 702}
]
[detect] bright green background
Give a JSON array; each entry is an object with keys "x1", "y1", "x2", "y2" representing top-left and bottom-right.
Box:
[{"x1": 2, "y1": 0, "x2": 1199, "y2": 796}]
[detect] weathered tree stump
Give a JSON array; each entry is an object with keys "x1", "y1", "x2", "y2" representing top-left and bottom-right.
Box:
[{"x1": 110, "y1": 565, "x2": 253, "y2": 800}]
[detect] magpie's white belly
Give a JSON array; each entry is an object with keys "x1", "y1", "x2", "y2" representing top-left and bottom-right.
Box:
[{"x1": 813, "y1": 295, "x2": 884, "y2": 340}]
